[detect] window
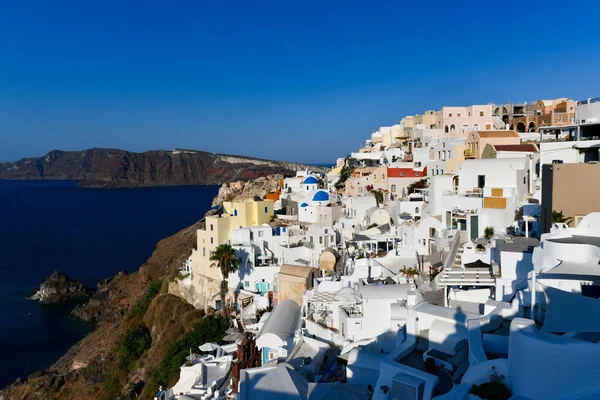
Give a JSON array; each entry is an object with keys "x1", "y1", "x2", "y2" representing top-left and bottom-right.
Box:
[
  {"x1": 215, "y1": 300, "x2": 222, "y2": 311},
  {"x1": 306, "y1": 186, "x2": 309, "y2": 190},
  {"x1": 457, "y1": 113, "x2": 462, "y2": 117},
  {"x1": 310, "y1": 236, "x2": 314, "y2": 244},
  {"x1": 400, "y1": 172, "x2": 404, "y2": 177},
  {"x1": 210, "y1": 237, "x2": 214, "y2": 244},
  {"x1": 331, "y1": 235, "x2": 334, "y2": 242},
  {"x1": 473, "y1": 124, "x2": 479, "y2": 131},
  {"x1": 244, "y1": 281, "x2": 249, "y2": 288},
  {"x1": 234, "y1": 209, "x2": 238, "y2": 216},
  {"x1": 444, "y1": 125, "x2": 449, "y2": 133},
  {"x1": 325, "y1": 229, "x2": 328, "y2": 234},
  {"x1": 210, "y1": 224, "x2": 214, "y2": 231},
  {"x1": 264, "y1": 206, "x2": 268, "y2": 213},
  {"x1": 449, "y1": 113, "x2": 453, "y2": 117},
  {"x1": 468, "y1": 112, "x2": 471, "y2": 117},
  {"x1": 391, "y1": 184, "x2": 396, "y2": 192},
  {"x1": 443, "y1": 142, "x2": 446, "y2": 148},
  {"x1": 319, "y1": 236, "x2": 323, "y2": 244},
  {"x1": 450, "y1": 124, "x2": 455, "y2": 132},
  {"x1": 435, "y1": 169, "x2": 438, "y2": 175},
  {"x1": 480, "y1": 111, "x2": 484, "y2": 117},
  {"x1": 416, "y1": 172, "x2": 420, "y2": 176},
  {"x1": 485, "y1": 124, "x2": 492, "y2": 130},
  {"x1": 258, "y1": 230, "x2": 264, "y2": 237},
  {"x1": 524, "y1": 177, "x2": 526, "y2": 184},
  {"x1": 203, "y1": 247, "x2": 206, "y2": 257},
  {"x1": 415, "y1": 207, "x2": 420, "y2": 213}
]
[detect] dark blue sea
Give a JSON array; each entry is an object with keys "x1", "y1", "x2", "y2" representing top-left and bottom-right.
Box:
[{"x1": 0, "y1": 180, "x2": 218, "y2": 389}]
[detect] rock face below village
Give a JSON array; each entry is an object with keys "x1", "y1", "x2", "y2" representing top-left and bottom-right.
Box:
[
  {"x1": 0, "y1": 148, "x2": 327, "y2": 189},
  {"x1": 212, "y1": 174, "x2": 283, "y2": 206},
  {"x1": 28, "y1": 271, "x2": 94, "y2": 304}
]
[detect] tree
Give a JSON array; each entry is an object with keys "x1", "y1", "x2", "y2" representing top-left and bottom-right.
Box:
[
  {"x1": 551, "y1": 210, "x2": 574, "y2": 225},
  {"x1": 210, "y1": 244, "x2": 240, "y2": 313},
  {"x1": 373, "y1": 190, "x2": 384, "y2": 205},
  {"x1": 334, "y1": 157, "x2": 356, "y2": 189}
]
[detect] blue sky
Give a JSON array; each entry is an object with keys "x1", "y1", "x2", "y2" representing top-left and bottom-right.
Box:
[{"x1": 1, "y1": 1, "x2": 600, "y2": 163}]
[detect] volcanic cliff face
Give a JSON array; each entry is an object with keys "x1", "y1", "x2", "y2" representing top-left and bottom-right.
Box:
[{"x1": 0, "y1": 148, "x2": 327, "y2": 188}]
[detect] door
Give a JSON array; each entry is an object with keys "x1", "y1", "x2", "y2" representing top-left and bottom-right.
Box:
[
  {"x1": 477, "y1": 175, "x2": 485, "y2": 189},
  {"x1": 470, "y1": 215, "x2": 479, "y2": 241}
]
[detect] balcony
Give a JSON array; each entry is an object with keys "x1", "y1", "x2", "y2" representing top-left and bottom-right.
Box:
[{"x1": 463, "y1": 149, "x2": 477, "y2": 159}]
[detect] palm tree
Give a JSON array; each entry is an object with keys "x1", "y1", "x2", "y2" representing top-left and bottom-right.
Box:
[{"x1": 210, "y1": 244, "x2": 240, "y2": 314}]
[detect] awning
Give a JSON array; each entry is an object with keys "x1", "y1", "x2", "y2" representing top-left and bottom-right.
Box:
[
  {"x1": 464, "y1": 259, "x2": 490, "y2": 269},
  {"x1": 541, "y1": 284, "x2": 600, "y2": 333}
]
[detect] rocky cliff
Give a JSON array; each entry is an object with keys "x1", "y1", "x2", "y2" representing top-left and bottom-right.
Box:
[
  {"x1": 0, "y1": 148, "x2": 327, "y2": 188},
  {"x1": 211, "y1": 174, "x2": 283, "y2": 206}
]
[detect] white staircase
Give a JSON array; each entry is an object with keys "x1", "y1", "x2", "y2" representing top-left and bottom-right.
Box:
[{"x1": 493, "y1": 116, "x2": 506, "y2": 130}]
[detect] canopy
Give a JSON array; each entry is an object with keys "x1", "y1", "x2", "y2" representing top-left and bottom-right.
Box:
[{"x1": 542, "y1": 284, "x2": 600, "y2": 333}]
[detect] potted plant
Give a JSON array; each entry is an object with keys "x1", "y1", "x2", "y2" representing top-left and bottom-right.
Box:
[{"x1": 484, "y1": 226, "x2": 495, "y2": 239}]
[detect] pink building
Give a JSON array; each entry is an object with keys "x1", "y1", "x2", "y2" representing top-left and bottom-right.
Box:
[
  {"x1": 465, "y1": 130, "x2": 521, "y2": 158},
  {"x1": 441, "y1": 105, "x2": 498, "y2": 136}
]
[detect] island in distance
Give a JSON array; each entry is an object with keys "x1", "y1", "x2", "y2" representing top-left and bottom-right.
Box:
[{"x1": 0, "y1": 148, "x2": 328, "y2": 189}]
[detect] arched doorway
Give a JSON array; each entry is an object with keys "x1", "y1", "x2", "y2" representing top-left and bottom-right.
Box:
[
  {"x1": 450, "y1": 124, "x2": 456, "y2": 133},
  {"x1": 452, "y1": 175, "x2": 459, "y2": 191},
  {"x1": 528, "y1": 122, "x2": 536, "y2": 132},
  {"x1": 516, "y1": 122, "x2": 526, "y2": 133},
  {"x1": 444, "y1": 125, "x2": 449, "y2": 133}
]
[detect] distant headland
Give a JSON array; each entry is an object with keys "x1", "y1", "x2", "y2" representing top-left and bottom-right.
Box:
[{"x1": 0, "y1": 148, "x2": 328, "y2": 189}]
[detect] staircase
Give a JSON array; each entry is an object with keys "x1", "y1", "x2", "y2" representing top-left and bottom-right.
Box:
[
  {"x1": 451, "y1": 246, "x2": 465, "y2": 269},
  {"x1": 493, "y1": 116, "x2": 506, "y2": 130}
]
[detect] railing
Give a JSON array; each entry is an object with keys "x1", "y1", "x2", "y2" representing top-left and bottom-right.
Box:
[{"x1": 464, "y1": 149, "x2": 476, "y2": 157}]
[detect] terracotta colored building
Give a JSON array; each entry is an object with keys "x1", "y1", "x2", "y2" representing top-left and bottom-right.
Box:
[
  {"x1": 274, "y1": 264, "x2": 317, "y2": 306},
  {"x1": 541, "y1": 163, "x2": 600, "y2": 232},
  {"x1": 465, "y1": 130, "x2": 521, "y2": 158}
]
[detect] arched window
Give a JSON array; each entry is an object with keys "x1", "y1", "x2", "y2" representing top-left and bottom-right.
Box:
[
  {"x1": 415, "y1": 207, "x2": 420, "y2": 214},
  {"x1": 444, "y1": 125, "x2": 449, "y2": 133},
  {"x1": 450, "y1": 124, "x2": 456, "y2": 132},
  {"x1": 234, "y1": 209, "x2": 238, "y2": 216},
  {"x1": 473, "y1": 124, "x2": 479, "y2": 131}
]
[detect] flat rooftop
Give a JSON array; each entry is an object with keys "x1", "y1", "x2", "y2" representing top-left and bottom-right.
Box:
[
  {"x1": 496, "y1": 237, "x2": 540, "y2": 253},
  {"x1": 547, "y1": 235, "x2": 600, "y2": 248}
]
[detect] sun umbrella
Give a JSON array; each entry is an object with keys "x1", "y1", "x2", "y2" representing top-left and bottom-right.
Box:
[{"x1": 199, "y1": 342, "x2": 220, "y2": 352}]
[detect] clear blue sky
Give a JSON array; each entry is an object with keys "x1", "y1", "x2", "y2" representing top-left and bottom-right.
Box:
[{"x1": 1, "y1": 1, "x2": 600, "y2": 163}]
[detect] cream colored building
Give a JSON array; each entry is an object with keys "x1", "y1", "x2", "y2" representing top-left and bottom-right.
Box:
[
  {"x1": 413, "y1": 110, "x2": 442, "y2": 130},
  {"x1": 190, "y1": 198, "x2": 275, "y2": 310},
  {"x1": 275, "y1": 264, "x2": 317, "y2": 306}
]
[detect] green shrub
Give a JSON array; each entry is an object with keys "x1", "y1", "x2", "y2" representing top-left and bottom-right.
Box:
[
  {"x1": 484, "y1": 226, "x2": 495, "y2": 238},
  {"x1": 471, "y1": 367, "x2": 512, "y2": 400},
  {"x1": 118, "y1": 324, "x2": 152, "y2": 371},
  {"x1": 145, "y1": 315, "x2": 229, "y2": 396},
  {"x1": 130, "y1": 280, "x2": 163, "y2": 318},
  {"x1": 101, "y1": 374, "x2": 120, "y2": 399}
]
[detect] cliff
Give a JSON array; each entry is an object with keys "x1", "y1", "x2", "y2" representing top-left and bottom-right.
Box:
[
  {"x1": 0, "y1": 148, "x2": 327, "y2": 188},
  {"x1": 0, "y1": 220, "x2": 204, "y2": 400},
  {"x1": 0, "y1": 172, "x2": 293, "y2": 399}
]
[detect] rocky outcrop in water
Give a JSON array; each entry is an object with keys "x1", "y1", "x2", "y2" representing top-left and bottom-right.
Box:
[
  {"x1": 28, "y1": 271, "x2": 94, "y2": 304},
  {"x1": 0, "y1": 148, "x2": 327, "y2": 189}
]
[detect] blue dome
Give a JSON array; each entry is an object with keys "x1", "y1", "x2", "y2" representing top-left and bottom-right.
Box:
[
  {"x1": 312, "y1": 190, "x2": 329, "y2": 202},
  {"x1": 303, "y1": 176, "x2": 318, "y2": 184},
  {"x1": 300, "y1": 202, "x2": 308, "y2": 207}
]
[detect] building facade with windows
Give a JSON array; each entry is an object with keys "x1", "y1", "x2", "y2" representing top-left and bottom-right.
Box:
[{"x1": 441, "y1": 105, "x2": 497, "y2": 136}]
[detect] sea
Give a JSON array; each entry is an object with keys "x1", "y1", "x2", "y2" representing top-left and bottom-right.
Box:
[{"x1": 0, "y1": 180, "x2": 219, "y2": 389}]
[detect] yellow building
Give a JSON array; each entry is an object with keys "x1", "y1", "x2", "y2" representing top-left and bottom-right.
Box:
[{"x1": 190, "y1": 198, "x2": 274, "y2": 310}]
